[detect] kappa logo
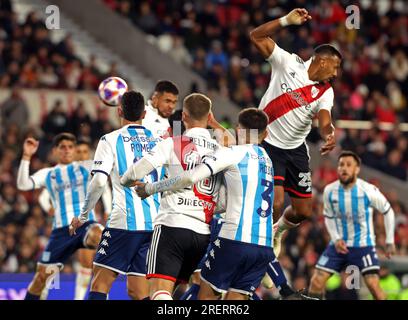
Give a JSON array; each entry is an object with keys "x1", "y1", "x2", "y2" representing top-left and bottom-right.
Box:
[
  {"x1": 214, "y1": 239, "x2": 221, "y2": 248},
  {"x1": 101, "y1": 239, "x2": 109, "y2": 247},
  {"x1": 311, "y1": 86, "x2": 320, "y2": 98},
  {"x1": 103, "y1": 231, "x2": 111, "y2": 238},
  {"x1": 210, "y1": 249, "x2": 215, "y2": 259},
  {"x1": 98, "y1": 248, "x2": 107, "y2": 255},
  {"x1": 205, "y1": 259, "x2": 211, "y2": 270}
]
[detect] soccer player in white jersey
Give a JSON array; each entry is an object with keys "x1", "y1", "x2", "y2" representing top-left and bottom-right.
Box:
[
  {"x1": 143, "y1": 80, "x2": 179, "y2": 137},
  {"x1": 120, "y1": 93, "x2": 223, "y2": 300},
  {"x1": 249, "y1": 8, "x2": 341, "y2": 257},
  {"x1": 16, "y1": 133, "x2": 103, "y2": 300},
  {"x1": 130, "y1": 108, "x2": 276, "y2": 300},
  {"x1": 69, "y1": 91, "x2": 161, "y2": 300},
  {"x1": 308, "y1": 151, "x2": 396, "y2": 300}
]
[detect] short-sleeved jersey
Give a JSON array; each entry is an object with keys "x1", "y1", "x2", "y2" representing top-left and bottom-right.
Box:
[
  {"x1": 323, "y1": 179, "x2": 392, "y2": 247},
  {"x1": 142, "y1": 127, "x2": 221, "y2": 235},
  {"x1": 202, "y1": 144, "x2": 274, "y2": 247},
  {"x1": 259, "y1": 44, "x2": 334, "y2": 149},
  {"x1": 30, "y1": 161, "x2": 95, "y2": 229},
  {"x1": 142, "y1": 100, "x2": 170, "y2": 138},
  {"x1": 92, "y1": 124, "x2": 162, "y2": 231}
]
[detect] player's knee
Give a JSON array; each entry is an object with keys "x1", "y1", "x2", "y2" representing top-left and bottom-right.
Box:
[
  {"x1": 127, "y1": 287, "x2": 144, "y2": 300},
  {"x1": 86, "y1": 225, "x2": 102, "y2": 248},
  {"x1": 293, "y1": 200, "x2": 313, "y2": 218}
]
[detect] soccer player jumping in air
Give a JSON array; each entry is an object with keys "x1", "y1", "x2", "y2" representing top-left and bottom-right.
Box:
[{"x1": 249, "y1": 8, "x2": 341, "y2": 258}]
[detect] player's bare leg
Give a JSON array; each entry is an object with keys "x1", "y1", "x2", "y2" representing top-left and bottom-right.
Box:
[
  {"x1": 149, "y1": 278, "x2": 175, "y2": 300},
  {"x1": 273, "y1": 197, "x2": 312, "y2": 257},
  {"x1": 363, "y1": 274, "x2": 386, "y2": 300},
  {"x1": 127, "y1": 275, "x2": 149, "y2": 300},
  {"x1": 75, "y1": 249, "x2": 94, "y2": 300},
  {"x1": 272, "y1": 185, "x2": 285, "y2": 222},
  {"x1": 308, "y1": 268, "x2": 332, "y2": 299},
  {"x1": 84, "y1": 224, "x2": 103, "y2": 249},
  {"x1": 197, "y1": 281, "x2": 222, "y2": 300},
  {"x1": 26, "y1": 264, "x2": 60, "y2": 299},
  {"x1": 225, "y1": 291, "x2": 249, "y2": 300},
  {"x1": 88, "y1": 265, "x2": 118, "y2": 299}
]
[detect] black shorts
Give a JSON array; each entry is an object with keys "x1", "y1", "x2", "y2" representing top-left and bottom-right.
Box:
[
  {"x1": 261, "y1": 140, "x2": 312, "y2": 198},
  {"x1": 147, "y1": 224, "x2": 210, "y2": 283}
]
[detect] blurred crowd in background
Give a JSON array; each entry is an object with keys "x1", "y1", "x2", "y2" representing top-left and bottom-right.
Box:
[{"x1": 1, "y1": 0, "x2": 408, "y2": 299}]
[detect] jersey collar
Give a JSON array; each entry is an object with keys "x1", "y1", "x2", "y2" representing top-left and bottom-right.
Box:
[{"x1": 184, "y1": 127, "x2": 212, "y2": 139}]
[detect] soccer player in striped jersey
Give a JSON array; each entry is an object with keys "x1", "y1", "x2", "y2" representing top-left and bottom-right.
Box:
[
  {"x1": 120, "y1": 93, "x2": 223, "y2": 300},
  {"x1": 38, "y1": 139, "x2": 112, "y2": 300},
  {"x1": 309, "y1": 151, "x2": 396, "y2": 300},
  {"x1": 249, "y1": 8, "x2": 341, "y2": 257},
  {"x1": 17, "y1": 133, "x2": 103, "y2": 300},
  {"x1": 131, "y1": 108, "x2": 281, "y2": 300},
  {"x1": 69, "y1": 91, "x2": 161, "y2": 300}
]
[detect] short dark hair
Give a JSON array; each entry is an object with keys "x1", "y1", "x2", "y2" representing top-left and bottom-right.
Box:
[
  {"x1": 338, "y1": 150, "x2": 361, "y2": 166},
  {"x1": 238, "y1": 108, "x2": 268, "y2": 132},
  {"x1": 314, "y1": 44, "x2": 342, "y2": 60},
  {"x1": 183, "y1": 93, "x2": 211, "y2": 120},
  {"x1": 155, "y1": 80, "x2": 179, "y2": 96},
  {"x1": 53, "y1": 132, "x2": 76, "y2": 147},
  {"x1": 121, "y1": 90, "x2": 145, "y2": 121},
  {"x1": 76, "y1": 138, "x2": 91, "y2": 148}
]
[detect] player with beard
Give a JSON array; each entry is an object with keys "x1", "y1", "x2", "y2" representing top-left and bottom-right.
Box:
[{"x1": 308, "y1": 151, "x2": 396, "y2": 300}]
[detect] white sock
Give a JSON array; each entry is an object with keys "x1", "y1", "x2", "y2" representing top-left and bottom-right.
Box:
[
  {"x1": 74, "y1": 267, "x2": 93, "y2": 300},
  {"x1": 151, "y1": 290, "x2": 173, "y2": 300},
  {"x1": 276, "y1": 215, "x2": 300, "y2": 235}
]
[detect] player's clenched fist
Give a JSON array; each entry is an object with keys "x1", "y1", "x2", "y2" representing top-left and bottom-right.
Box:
[
  {"x1": 285, "y1": 8, "x2": 312, "y2": 26},
  {"x1": 22, "y1": 137, "x2": 39, "y2": 160}
]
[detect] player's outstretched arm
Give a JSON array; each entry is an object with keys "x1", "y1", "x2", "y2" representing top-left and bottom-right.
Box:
[
  {"x1": 120, "y1": 158, "x2": 156, "y2": 187},
  {"x1": 70, "y1": 172, "x2": 108, "y2": 235},
  {"x1": 135, "y1": 164, "x2": 213, "y2": 199},
  {"x1": 249, "y1": 8, "x2": 311, "y2": 59},
  {"x1": 17, "y1": 137, "x2": 40, "y2": 191}
]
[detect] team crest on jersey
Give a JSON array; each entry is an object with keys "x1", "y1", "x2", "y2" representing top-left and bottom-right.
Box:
[{"x1": 311, "y1": 86, "x2": 320, "y2": 98}]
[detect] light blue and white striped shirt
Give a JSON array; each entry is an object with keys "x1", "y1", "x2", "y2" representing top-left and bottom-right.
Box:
[
  {"x1": 91, "y1": 125, "x2": 161, "y2": 231},
  {"x1": 203, "y1": 144, "x2": 274, "y2": 247},
  {"x1": 323, "y1": 178, "x2": 392, "y2": 247},
  {"x1": 31, "y1": 161, "x2": 95, "y2": 229}
]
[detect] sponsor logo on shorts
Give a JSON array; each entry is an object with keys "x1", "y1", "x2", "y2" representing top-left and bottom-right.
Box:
[
  {"x1": 97, "y1": 248, "x2": 107, "y2": 255},
  {"x1": 42, "y1": 251, "x2": 51, "y2": 262}
]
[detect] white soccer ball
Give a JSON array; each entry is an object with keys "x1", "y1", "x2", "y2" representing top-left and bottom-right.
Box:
[{"x1": 98, "y1": 77, "x2": 128, "y2": 106}]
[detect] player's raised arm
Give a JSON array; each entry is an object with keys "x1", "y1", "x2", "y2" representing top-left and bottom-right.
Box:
[
  {"x1": 17, "y1": 137, "x2": 40, "y2": 191},
  {"x1": 249, "y1": 8, "x2": 311, "y2": 59}
]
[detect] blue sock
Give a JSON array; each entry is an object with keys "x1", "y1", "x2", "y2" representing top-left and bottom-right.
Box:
[
  {"x1": 180, "y1": 284, "x2": 200, "y2": 300},
  {"x1": 251, "y1": 292, "x2": 262, "y2": 300},
  {"x1": 88, "y1": 291, "x2": 107, "y2": 300},
  {"x1": 267, "y1": 255, "x2": 294, "y2": 297},
  {"x1": 24, "y1": 292, "x2": 40, "y2": 300}
]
